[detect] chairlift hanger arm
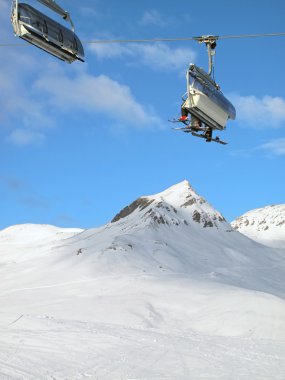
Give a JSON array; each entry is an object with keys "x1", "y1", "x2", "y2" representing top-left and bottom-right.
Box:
[
  {"x1": 193, "y1": 36, "x2": 217, "y2": 77},
  {"x1": 37, "y1": 0, "x2": 68, "y2": 19},
  {"x1": 37, "y1": 0, "x2": 74, "y2": 30}
]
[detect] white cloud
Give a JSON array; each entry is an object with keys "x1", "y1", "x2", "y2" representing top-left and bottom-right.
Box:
[
  {"x1": 230, "y1": 138, "x2": 285, "y2": 158},
  {"x1": 139, "y1": 10, "x2": 167, "y2": 27},
  {"x1": 134, "y1": 43, "x2": 196, "y2": 71},
  {"x1": 230, "y1": 94, "x2": 285, "y2": 128},
  {"x1": 0, "y1": 49, "x2": 54, "y2": 139},
  {"x1": 0, "y1": 38, "x2": 163, "y2": 145},
  {"x1": 88, "y1": 42, "x2": 132, "y2": 60},
  {"x1": 7, "y1": 129, "x2": 45, "y2": 146},
  {"x1": 258, "y1": 138, "x2": 285, "y2": 156},
  {"x1": 34, "y1": 69, "x2": 162, "y2": 128},
  {"x1": 89, "y1": 42, "x2": 197, "y2": 71},
  {"x1": 78, "y1": 5, "x2": 100, "y2": 18},
  {"x1": 1, "y1": 51, "x2": 162, "y2": 145}
]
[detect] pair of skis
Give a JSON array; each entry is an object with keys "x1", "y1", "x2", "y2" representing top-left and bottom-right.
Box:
[
  {"x1": 169, "y1": 118, "x2": 227, "y2": 145},
  {"x1": 169, "y1": 119, "x2": 227, "y2": 145}
]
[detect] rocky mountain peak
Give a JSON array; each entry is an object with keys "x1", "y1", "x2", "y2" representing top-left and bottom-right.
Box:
[{"x1": 111, "y1": 180, "x2": 230, "y2": 230}]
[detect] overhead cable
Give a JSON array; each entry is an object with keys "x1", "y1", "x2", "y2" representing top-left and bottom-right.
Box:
[{"x1": 1, "y1": 32, "x2": 285, "y2": 47}]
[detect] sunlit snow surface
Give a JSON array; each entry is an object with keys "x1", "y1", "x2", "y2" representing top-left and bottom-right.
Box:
[
  {"x1": 232, "y1": 204, "x2": 285, "y2": 248},
  {"x1": 1, "y1": 181, "x2": 285, "y2": 379}
]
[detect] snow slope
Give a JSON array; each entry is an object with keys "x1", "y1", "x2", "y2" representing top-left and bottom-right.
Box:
[
  {"x1": 0, "y1": 223, "x2": 82, "y2": 244},
  {"x1": 0, "y1": 181, "x2": 285, "y2": 379},
  {"x1": 232, "y1": 204, "x2": 285, "y2": 248}
]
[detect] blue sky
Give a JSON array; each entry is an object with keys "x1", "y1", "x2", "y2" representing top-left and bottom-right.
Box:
[{"x1": 0, "y1": 0, "x2": 284, "y2": 229}]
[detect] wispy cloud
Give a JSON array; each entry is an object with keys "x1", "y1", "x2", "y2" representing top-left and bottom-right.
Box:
[
  {"x1": 0, "y1": 51, "x2": 163, "y2": 145},
  {"x1": 78, "y1": 5, "x2": 100, "y2": 18},
  {"x1": 7, "y1": 129, "x2": 45, "y2": 146},
  {"x1": 132, "y1": 43, "x2": 196, "y2": 71},
  {"x1": 230, "y1": 94, "x2": 285, "y2": 129},
  {"x1": 89, "y1": 42, "x2": 197, "y2": 71},
  {"x1": 34, "y1": 67, "x2": 163, "y2": 128},
  {"x1": 139, "y1": 10, "x2": 168, "y2": 27},
  {"x1": 0, "y1": 51, "x2": 54, "y2": 144},
  {"x1": 258, "y1": 138, "x2": 285, "y2": 156},
  {"x1": 231, "y1": 138, "x2": 285, "y2": 158}
]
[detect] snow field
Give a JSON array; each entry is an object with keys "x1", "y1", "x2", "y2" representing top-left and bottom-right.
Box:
[{"x1": 0, "y1": 181, "x2": 285, "y2": 379}]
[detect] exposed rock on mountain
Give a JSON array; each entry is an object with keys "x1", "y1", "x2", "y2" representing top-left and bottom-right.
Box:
[
  {"x1": 111, "y1": 180, "x2": 230, "y2": 230},
  {"x1": 231, "y1": 204, "x2": 285, "y2": 248}
]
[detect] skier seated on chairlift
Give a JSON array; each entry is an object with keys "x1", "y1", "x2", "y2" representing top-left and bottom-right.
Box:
[
  {"x1": 178, "y1": 103, "x2": 213, "y2": 141},
  {"x1": 178, "y1": 104, "x2": 201, "y2": 130}
]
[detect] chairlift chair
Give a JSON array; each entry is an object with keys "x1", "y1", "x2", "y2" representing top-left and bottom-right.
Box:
[
  {"x1": 183, "y1": 63, "x2": 236, "y2": 131},
  {"x1": 172, "y1": 36, "x2": 236, "y2": 144},
  {"x1": 11, "y1": 0, "x2": 84, "y2": 63}
]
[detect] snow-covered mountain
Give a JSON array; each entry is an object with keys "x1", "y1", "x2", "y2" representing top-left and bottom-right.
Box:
[
  {"x1": 0, "y1": 223, "x2": 82, "y2": 244},
  {"x1": 231, "y1": 204, "x2": 285, "y2": 248},
  {"x1": 111, "y1": 180, "x2": 230, "y2": 230},
  {"x1": 0, "y1": 180, "x2": 285, "y2": 379}
]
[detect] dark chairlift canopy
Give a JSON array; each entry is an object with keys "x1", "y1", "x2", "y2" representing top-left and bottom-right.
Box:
[{"x1": 11, "y1": 0, "x2": 84, "y2": 63}]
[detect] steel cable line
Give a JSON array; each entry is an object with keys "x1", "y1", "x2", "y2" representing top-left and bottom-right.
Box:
[
  {"x1": 1, "y1": 32, "x2": 285, "y2": 47},
  {"x1": 82, "y1": 32, "x2": 285, "y2": 45}
]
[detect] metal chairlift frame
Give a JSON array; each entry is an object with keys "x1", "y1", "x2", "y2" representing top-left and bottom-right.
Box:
[
  {"x1": 12, "y1": 0, "x2": 75, "y2": 32},
  {"x1": 11, "y1": 0, "x2": 84, "y2": 63},
  {"x1": 195, "y1": 35, "x2": 218, "y2": 77}
]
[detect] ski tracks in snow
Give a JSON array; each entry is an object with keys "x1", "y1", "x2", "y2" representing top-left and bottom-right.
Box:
[
  {"x1": 0, "y1": 278, "x2": 99, "y2": 298},
  {"x1": 0, "y1": 315, "x2": 284, "y2": 379}
]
